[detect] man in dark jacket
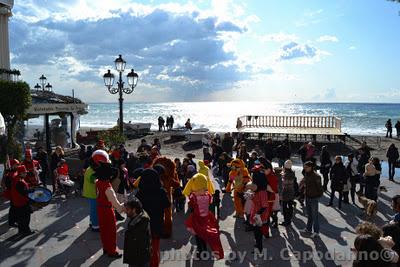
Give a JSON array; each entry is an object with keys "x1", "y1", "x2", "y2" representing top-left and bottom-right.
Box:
[
  {"x1": 387, "y1": 143, "x2": 399, "y2": 181},
  {"x1": 395, "y1": 121, "x2": 400, "y2": 138},
  {"x1": 386, "y1": 119, "x2": 393, "y2": 138},
  {"x1": 275, "y1": 140, "x2": 291, "y2": 168},
  {"x1": 123, "y1": 197, "x2": 151, "y2": 267},
  {"x1": 328, "y1": 156, "x2": 348, "y2": 209},
  {"x1": 300, "y1": 161, "x2": 323, "y2": 238},
  {"x1": 221, "y1": 133, "x2": 234, "y2": 156},
  {"x1": 264, "y1": 138, "x2": 274, "y2": 162}
]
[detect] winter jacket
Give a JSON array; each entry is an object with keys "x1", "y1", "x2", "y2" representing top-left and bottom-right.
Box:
[
  {"x1": 276, "y1": 144, "x2": 290, "y2": 161},
  {"x1": 123, "y1": 211, "x2": 151, "y2": 266},
  {"x1": 329, "y1": 163, "x2": 348, "y2": 191},
  {"x1": 319, "y1": 151, "x2": 332, "y2": 175},
  {"x1": 303, "y1": 171, "x2": 323, "y2": 198},
  {"x1": 136, "y1": 169, "x2": 170, "y2": 237},
  {"x1": 280, "y1": 169, "x2": 297, "y2": 202},
  {"x1": 387, "y1": 146, "x2": 399, "y2": 162},
  {"x1": 221, "y1": 136, "x2": 234, "y2": 154},
  {"x1": 264, "y1": 143, "x2": 275, "y2": 161}
]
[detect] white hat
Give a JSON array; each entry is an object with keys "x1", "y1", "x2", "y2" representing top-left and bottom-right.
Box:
[{"x1": 284, "y1": 160, "x2": 293, "y2": 169}]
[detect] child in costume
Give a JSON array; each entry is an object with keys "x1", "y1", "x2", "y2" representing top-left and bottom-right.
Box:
[
  {"x1": 2, "y1": 159, "x2": 20, "y2": 227},
  {"x1": 250, "y1": 169, "x2": 270, "y2": 253},
  {"x1": 265, "y1": 165, "x2": 279, "y2": 230},
  {"x1": 244, "y1": 182, "x2": 257, "y2": 231},
  {"x1": 93, "y1": 150, "x2": 125, "y2": 258},
  {"x1": 82, "y1": 159, "x2": 99, "y2": 231},
  {"x1": 226, "y1": 159, "x2": 251, "y2": 218},
  {"x1": 10, "y1": 165, "x2": 34, "y2": 235},
  {"x1": 23, "y1": 149, "x2": 40, "y2": 187},
  {"x1": 56, "y1": 159, "x2": 75, "y2": 187},
  {"x1": 183, "y1": 173, "x2": 224, "y2": 259},
  {"x1": 136, "y1": 168, "x2": 170, "y2": 267}
]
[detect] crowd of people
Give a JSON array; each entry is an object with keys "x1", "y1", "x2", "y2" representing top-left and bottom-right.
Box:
[{"x1": 2, "y1": 132, "x2": 400, "y2": 266}]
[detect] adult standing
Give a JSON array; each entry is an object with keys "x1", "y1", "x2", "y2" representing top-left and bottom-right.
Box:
[
  {"x1": 305, "y1": 142, "x2": 315, "y2": 162},
  {"x1": 364, "y1": 158, "x2": 379, "y2": 201},
  {"x1": 300, "y1": 161, "x2": 324, "y2": 238},
  {"x1": 395, "y1": 120, "x2": 400, "y2": 138},
  {"x1": 221, "y1": 132, "x2": 234, "y2": 157},
  {"x1": 387, "y1": 143, "x2": 399, "y2": 181},
  {"x1": 50, "y1": 146, "x2": 64, "y2": 193},
  {"x1": 93, "y1": 150, "x2": 125, "y2": 258},
  {"x1": 386, "y1": 119, "x2": 393, "y2": 138},
  {"x1": 319, "y1": 146, "x2": 332, "y2": 192},
  {"x1": 35, "y1": 147, "x2": 48, "y2": 186},
  {"x1": 185, "y1": 119, "x2": 192, "y2": 130},
  {"x1": 345, "y1": 154, "x2": 359, "y2": 204},
  {"x1": 136, "y1": 169, "x2": 170, "y2": 267},
  {"x1": 23, "y1": 149, "x2": 40, "y2": 187},
  {"x1": 264, "y1": 138, "x2": 274, "y2": 162},
  {"x1": 328, "y1": 156, "x2": 348, "y2": 209},
  {"x1": 275, "y1": 140, "x2": 291, "y2": 168}
]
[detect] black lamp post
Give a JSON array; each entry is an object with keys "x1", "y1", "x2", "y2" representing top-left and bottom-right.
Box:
[
  {"x1": 34, "y1": 74, "x2": 52, "y2": 91},
  {"x1": 103, "y1": 55, "x2": 139, "y2": 135}
]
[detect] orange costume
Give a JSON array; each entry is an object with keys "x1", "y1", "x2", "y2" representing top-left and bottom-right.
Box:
[
  {"x1": 226, "y1": 159, "x2": 251, "y2": 218},
  {"x1": 152, "y1": 157, "x2": 180, "y2": 238}
]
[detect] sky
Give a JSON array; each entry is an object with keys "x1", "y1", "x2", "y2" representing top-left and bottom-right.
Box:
[{"x1": 8, "y1": 0, "x2": 400, "y2": 103}]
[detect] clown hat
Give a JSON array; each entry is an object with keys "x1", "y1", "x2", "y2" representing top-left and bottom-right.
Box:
[{"x1": 92, "y1": 150, "x2": 110, "y2": 165}]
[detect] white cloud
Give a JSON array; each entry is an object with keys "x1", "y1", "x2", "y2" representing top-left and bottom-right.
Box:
[
  {"x1": 260, "y1": 32, "x2": 298, "y2": 43},
  {"x1": 348, "y1": 46, "x2": 357, "y2": 50},
  {"x1": 317, "y1": 35, "x2": 339, "y2": 42}
]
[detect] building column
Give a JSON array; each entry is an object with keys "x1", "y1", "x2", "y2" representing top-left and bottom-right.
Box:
[{"x1": 0, "y1": 4, "x2": 12, "y2": 73}]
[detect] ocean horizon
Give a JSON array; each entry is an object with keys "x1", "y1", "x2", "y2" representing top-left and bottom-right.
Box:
[{"x1": 27, "y1": 102, "x2": 400, "y2": 136}]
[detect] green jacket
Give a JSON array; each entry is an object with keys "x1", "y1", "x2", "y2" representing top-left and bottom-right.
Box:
[{"x1": 83, "y1": 167, "x2": 96, "y2": 199}]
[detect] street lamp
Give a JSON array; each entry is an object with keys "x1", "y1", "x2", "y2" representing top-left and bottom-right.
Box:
[
  {"x1": 36, "y1": 74, "x2": 52, "y2": 91},
  {"x1": 103, "y1": 55, "x2": 139, "y2": 135}
]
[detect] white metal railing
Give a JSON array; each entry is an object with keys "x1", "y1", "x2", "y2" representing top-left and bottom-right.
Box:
[{"x1": 238, "y1": 115, "x2": 342, "y2": 131}]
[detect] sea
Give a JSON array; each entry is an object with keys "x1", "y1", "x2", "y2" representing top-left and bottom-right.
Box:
[{"x1": 27, "y1": 102, "x2": 400, "y2": 135}]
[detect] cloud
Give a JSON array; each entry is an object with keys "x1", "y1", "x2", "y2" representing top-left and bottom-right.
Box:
[
  {"x1": 9, "y1": 0, "x2": 262, "y2": 101},
  {"x1": 317, "y1": 35, "x2": 339, "y2": 42},
  {"x1": 312, "y1": 88, "x2": 337, "y2": 101},
  {"x1": 348, "y1": 46, "x2": 357, "y2": 50},
  {"x1": 260, "y1": 32, "x2": 298, "y2": 43},
  {"x1": 279, "y1": 42, "x2": 317, "y2": 60}
]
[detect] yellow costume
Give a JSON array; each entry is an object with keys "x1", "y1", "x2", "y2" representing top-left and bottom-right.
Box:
[
  {"x1": 198, "y1": 160, "x2": 215, "y2": 195},
  {"x1": 226, "y1": 159, "x2": 251, "y2": 217}
]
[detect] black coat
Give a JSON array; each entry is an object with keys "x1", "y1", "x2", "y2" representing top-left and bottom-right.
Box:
[
  {"x1": 387, "y1": 146, "x2": 399, "y2": 162},
  {"x1": 123, "y1": 211, "x2": 151, "y2": 266},
  {"x1": 319, "y1": 150, "x2": 332, "y2": 175},
  {"x1": 136, "y1": 169, "x2": 170, "y2": 237},
  {"x1": 264, "y1": 143, "x2": 274, "y2": 161},
  {"x1": 329, "y1": 163, "x2": 348, "y2": 191},
  {"x1": 276, "y1": 144, "x2": 290, "y2": 160}
]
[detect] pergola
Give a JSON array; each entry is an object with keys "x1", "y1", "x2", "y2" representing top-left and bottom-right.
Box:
[{"x1": 27, "y1": 90, "x2": 88, "y2": 154}]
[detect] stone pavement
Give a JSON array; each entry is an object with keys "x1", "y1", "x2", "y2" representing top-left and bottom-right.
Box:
[{"x1": 1, "y1": 167, "x2": 399, "y2": 267}]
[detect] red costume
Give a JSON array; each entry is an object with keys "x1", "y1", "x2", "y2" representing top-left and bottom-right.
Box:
[
  {"x1": 57, "y1": 163, "x2": 69, "y2": 176},
  {"x1": 24, "y1": 150, "x2": 40, "y2": 187},
  {"x1": 96, "y1": 179, "x2": 117, "y2": 255},
  {"x1": 185, "y1": 192, "x2": 224, "y2": 259}
]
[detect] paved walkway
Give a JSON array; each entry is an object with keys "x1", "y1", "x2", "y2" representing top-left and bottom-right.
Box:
[{"x1": 1, "y1": 167, "x2": 399, "y2": 267}]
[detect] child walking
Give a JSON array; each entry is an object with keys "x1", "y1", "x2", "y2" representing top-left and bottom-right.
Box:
[
  {"x1": 183, "y1": 173, "x2": 224, "y2": 259},
  {"x1": 250, "y1": 170, "x2": 270, "y2": 254}
]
